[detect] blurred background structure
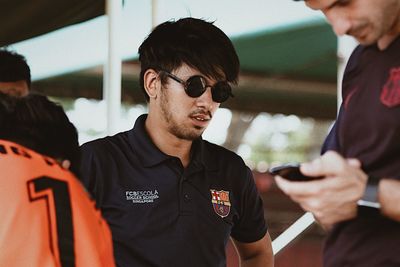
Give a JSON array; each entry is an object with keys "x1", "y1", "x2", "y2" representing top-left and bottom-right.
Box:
[{"x1": 2, "y1": 1, "x2": 359, "y2": 266}]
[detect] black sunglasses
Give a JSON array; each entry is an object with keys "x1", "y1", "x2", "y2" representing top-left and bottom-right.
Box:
[{"x1": 160, "y1": 71, "x2": 233, "y2": 103}]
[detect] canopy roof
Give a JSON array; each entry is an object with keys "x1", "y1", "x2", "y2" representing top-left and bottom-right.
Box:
[
  {"x1": 0, "y1": 0, "x2": 105, "y2": 47},
  {"x1": 1, "y1": 0, "x2": 338, "y2": 119},
  {"x1": 234, "y1": 20, "x2": 337, "y2": 82}
]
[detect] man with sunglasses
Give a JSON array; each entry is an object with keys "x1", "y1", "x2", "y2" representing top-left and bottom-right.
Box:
[{"x1": 80, "y1": 18, "x2": 274, "y2": 267}]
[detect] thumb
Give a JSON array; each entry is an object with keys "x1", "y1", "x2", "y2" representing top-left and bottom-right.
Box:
[
  {"x1": 347, "y1": 158, "x2": 361, "y2": 168},
  {"x1": 300, "y1": 151, "x2": 344, "y2": 176}
]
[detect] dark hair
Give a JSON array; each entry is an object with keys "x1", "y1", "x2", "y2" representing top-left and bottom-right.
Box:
[
  {"x1": 0, "y1": 48, "x2": 31, "y2": 89},
  {"x1": 0, "y1": 93, "x2": 80, "y2": 175},
  {"x1": 138, "y1": 17, "x2": 240, "y2": 101}
]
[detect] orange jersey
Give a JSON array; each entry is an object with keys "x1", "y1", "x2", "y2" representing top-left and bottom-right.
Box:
[{"x1": 0, "y1": 140, "x2": 116, "y2": 267}]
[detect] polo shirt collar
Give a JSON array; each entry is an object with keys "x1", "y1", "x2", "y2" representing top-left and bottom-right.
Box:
[
  {"x1": 128, "y1": 114, "x2": 218, "y2": 171},
  {"x1": 128, "y1": 114, "x2": 170, "y2": 167},
  {"x1": 191, "y1": 138, "x2": 218, "y2": 172}
]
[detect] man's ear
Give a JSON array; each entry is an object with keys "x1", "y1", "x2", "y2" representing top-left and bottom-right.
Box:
[
  {"x1": 143, "y1": 69, "x2": 159, "y2": 99},
  {"x1": 60, "y1": 159, "x2": 71, "y2": 170}
]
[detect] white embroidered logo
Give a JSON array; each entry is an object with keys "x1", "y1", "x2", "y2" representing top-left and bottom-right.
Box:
[{"x1": 125, "y1": 190, "x2": 159, "y2": 204}]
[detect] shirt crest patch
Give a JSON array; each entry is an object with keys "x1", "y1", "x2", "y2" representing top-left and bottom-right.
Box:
[
  {"x1": 210, "y1": 189, "x2": 231, "y2": 218},
  {"x1": 381, "y1": 67, "x2": 400, "y2": 107}
]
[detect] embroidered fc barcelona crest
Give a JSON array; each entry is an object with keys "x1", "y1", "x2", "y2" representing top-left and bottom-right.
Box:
[
  {"x1": 381, "y1": 67, "x2": 400, "y2": 107},
  {"x1": 210, "y1": 189, "x2": 231, "y2": 218}
]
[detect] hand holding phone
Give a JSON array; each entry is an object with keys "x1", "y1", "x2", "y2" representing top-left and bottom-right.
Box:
[{"x1": 269, "y1": 162, "x2": 323, "y2": 182}]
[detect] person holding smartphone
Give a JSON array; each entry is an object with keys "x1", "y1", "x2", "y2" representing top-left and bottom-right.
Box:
[{"x1": 275, "y1": 1, "x2": 400, "y2": 266}]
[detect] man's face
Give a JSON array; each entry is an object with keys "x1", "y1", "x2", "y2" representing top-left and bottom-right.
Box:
[
  {"x1": 157, "y1": 64, "x2": 221, "y2": 141},
  {"x1": 0, "y1": 80, "x2": 29, "y2": 97},
  {"x1": 305, "y1": 0, "x2": 400, "y2": 45}
]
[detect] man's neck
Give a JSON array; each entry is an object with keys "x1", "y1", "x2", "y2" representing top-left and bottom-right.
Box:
[
  {"x1": 377, "y1": 32, "x2": 399, "y2": 50},
  {"x1": 145, "y1": 116, "x2": 192, "y2": 168},
  {"x1": 377, "y1": 15, "x2": 400, "y2": 50}
]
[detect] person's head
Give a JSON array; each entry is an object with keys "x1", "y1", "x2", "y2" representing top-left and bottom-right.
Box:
[
  {"x1": 298, "y1": 0, "x2": 400, "y2": 47},
  {"x1": 138, "y1": 17, "x2": 239, "y2": 140},
  {"x1": 0, "y1": 93, "x2": 80, "y2": 174},
  {"x1": 0, "y1": 48, "x2": 31, "y2": 97}
]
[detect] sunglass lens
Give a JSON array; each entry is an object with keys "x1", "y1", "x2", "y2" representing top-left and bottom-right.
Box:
[
  {"x1": 186, "y1": 76, "x2": 206, "y2": 97},
  {"x1": 212, "y1": 82, "x2": 232, "y2": 103}
]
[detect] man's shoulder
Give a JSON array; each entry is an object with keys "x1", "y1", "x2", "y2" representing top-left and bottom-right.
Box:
[
  {"x1": 346, "y1": 45, "x2": 365, "y2": 69},
  {"x1": 81, "y1": 130, "x2": 130, "y2": 154},
  {"x1": 201, "y1": 140, "x2": 246, "y2": 165}
]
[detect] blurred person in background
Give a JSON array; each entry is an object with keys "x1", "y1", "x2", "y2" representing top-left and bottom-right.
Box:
[
  {"x1": 0, "y1": 48, "x2": 30, "y2": 96},
  {"x1": 276, "y1": 0, "x2": 400, "y2": 266}
]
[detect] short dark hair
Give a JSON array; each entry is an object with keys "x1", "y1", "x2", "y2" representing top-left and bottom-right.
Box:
[
  {"x1": 0, "y1": 48, "x2": 31, "y2": 89},
  {"x1": 0, "y1": 93, "x2": 80, "y2": 175},
  {"x1": 138, "y1": 17, "x2": 240, "y2": 101}
]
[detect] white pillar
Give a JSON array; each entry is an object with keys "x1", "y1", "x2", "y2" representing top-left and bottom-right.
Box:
[
  {"x1": 104, "y1": 0, "x2": 123, "y2": 136},
  {"x1": 151, "y1": 0, "x2": 159, "y2": 29}
]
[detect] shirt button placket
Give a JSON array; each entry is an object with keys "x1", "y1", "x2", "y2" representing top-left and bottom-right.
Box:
[
  {"x1": 184, "y1": 193, "x2": 191, "y2": 202},
  {"x1": 180, "y1": 175, "x2": 193, "y2": 214}
]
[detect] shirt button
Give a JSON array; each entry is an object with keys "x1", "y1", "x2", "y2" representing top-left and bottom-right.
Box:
[{"x1": 184, "y1": 194, "x2": 191, "y2": 202}]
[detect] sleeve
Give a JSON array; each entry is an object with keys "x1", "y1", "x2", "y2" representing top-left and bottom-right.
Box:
[
  {"x1": 321, "y1": 104, "x2": 344, "y2": 154},
  {"x1": 230, "y1": 166, "x2": 268, "y2": 243},
  {"x1": 321, "y1": 46, "x2": 364, "y2": 155}
]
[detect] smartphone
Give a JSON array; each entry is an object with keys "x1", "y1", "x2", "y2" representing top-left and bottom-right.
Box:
[{"x1": 269, "y1": 162, "x2": 322, "y2": 182}]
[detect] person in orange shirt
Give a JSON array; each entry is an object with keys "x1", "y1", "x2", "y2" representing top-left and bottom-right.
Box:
[{"x1": 0, "y1": 93, "x2": 116, "y2": 267}]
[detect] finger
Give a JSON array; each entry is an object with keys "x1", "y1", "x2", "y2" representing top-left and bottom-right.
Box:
[
  {"x1": 275, "y1": 175, "x2": 328, "y2": 198},
  {"x1": 347, "y1": 158, "x2": 361, "y2": 167},
  {"x1": 301, "y1": 151, "x2": 346, "y2": 177},
  {"x1": 61, "y1": 159, "x2": 71, "y2": 169}
]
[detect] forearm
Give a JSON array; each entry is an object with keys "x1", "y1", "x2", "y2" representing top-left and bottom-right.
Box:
[
  {"x1": 234, "y1": 233, "x2": 274, "y2": 267},
  {"x1": 240, "y1": 252, "x2": 274, "y2": 267},
  {"x1": 379, "y1": 178, "x2": 400, "y2": 221}
]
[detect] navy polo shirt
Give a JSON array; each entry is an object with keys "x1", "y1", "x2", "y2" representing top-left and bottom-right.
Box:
[
  {"x1": 322, "y1": 36, "x2": 400, "y2": 267},
  {"x1": 80, "y1": 114, "x2": 267, "y2": 267}
]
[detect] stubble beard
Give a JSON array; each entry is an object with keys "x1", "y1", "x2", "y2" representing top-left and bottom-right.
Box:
[
  {"x1": 160, "y1": 89, "x2": 203, "y2": 141},
  {"x1": 359, "y1": 4, "x2": 400, "y2": 46}
]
